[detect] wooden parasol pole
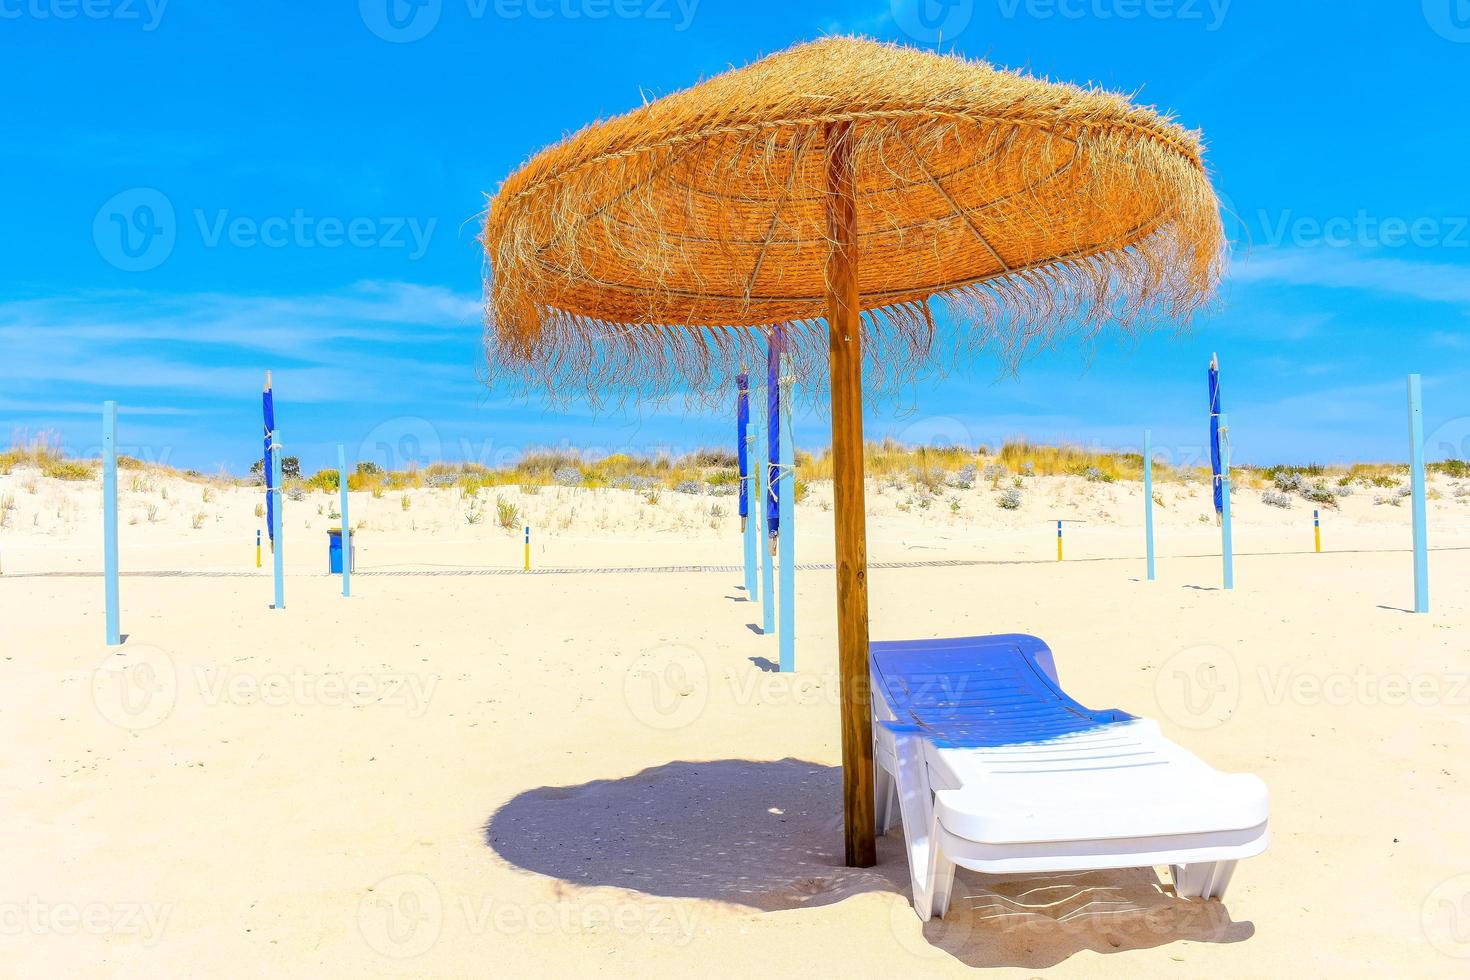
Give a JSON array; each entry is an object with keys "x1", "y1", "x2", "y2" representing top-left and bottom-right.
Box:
[{"x1": 824, "y1": 120, "x2": 876, "y2": 868}]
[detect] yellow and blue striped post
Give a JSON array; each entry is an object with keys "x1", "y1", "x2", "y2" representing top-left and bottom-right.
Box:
[
  {"x1": 1219, "y1": 413, "x2": 1234, "y2": 590},
  {"x1": 777, "y1": 354, "x2": 795, "y2": 672},
  {"x1": 103, "y1": 400, "x2": 120, "y2": 645},
  {"x1": 256, "y1": 528, "x2": 261, "y2": 569},
  {"x1": 1143, "y1": 429, "x2": 1156, "y2": 581},
  {"x1": 1313, "y1": 509, "x2": 1321, "y2": 554},
  {"x1": 1408, "y1": 374, "x2": 1429, "y2": 613},
  {"x1": 524, "y1": 526, "x2": 531, "y2": 571},
  {"x1": 1056, "y1": 520, "x2": 1063, "y2": 561},
  {"x1": 271, "y1": 428, "x2": 285, "y2": 610},
  {"x1": 337, "y1": 444, "x2": 351, "y2": 598}
]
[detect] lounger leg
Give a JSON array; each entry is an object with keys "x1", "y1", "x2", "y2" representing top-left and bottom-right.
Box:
[
  {"x1": 892, "y1": 732, "x2": 945, "y2": 921},
  {"x1": 874, "y1": 764, "x2": 896, "y2": 835},
  {"x1": 1172, "y1": 861, "x2": 1237, "y2": 900},
  {"x1": 929, "y1": 848, "x2": 957, "y2": 919},
  {"x1": 870, "y1": 764, "x2": 893, "y2": 834}
]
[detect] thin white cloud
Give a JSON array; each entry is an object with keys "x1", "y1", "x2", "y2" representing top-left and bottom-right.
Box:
[
  {"x1": 0, "y1": 399, "x2": 201, "y2": 417},
  {"x1": 1429, "y1": 331, "x2": 1470, "y2": 350},
  {"x1": 821, "y1": 2, "x2": 895, "y2": 35},
  {"x1": 4, "y1": 281, "x2": 484, "y2": 405},
  {"x1": 0, "y1": 281, "x2": 482, "y2": 353}
]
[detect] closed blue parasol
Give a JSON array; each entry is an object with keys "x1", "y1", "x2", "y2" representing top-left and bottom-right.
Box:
[
  {"x1": 766, "y1": 331, "x2": 782, "y2": 546},
  {"x1": 737, "y1": 372, "x2": 750, "y2": 528},
  {"x1": 262, "y1": 373, "x2": 277, "y2": 542},
  {"x1": 1208, "y1": 353, "x2": 1223, "y2": 518}
]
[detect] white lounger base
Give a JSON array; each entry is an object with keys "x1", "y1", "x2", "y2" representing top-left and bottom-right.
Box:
[
  {"x1": 874, "y1": 713, "x2": 1269, "y2": 921},
  {"x1": 870, "y1": 728, "x2": 1264, "y2": 922}
]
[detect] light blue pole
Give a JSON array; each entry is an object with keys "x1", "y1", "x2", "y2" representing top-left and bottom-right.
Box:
[
  {"x1": 1408, "y1": 374, "x2": 1429, "y2": 613},
  {"x1": 759, "y1": 379, "x2": 776, "y2": 638},
  {"x1": 743, "y1": 429, "x2": 757, "y2": 600},
  {"x1": 1143, "y1": 428, "x2": 1156, "y2": 581},
  {"x1": 272, "y1": 427, "x2": 285, "y2": 610},
  {"x1": 1219, "y1": 413, "x2": 1234, "y2": 590},
  {"x1": 750, "y1": 384, "x2": 765, "y2": 606},
  {"x1": 337, "y1": 444, "x2": 350, "y2": 598},
  {"x1": 778, "y1": 354, "x2": 795, "y2": 672},
  {"x1": 103, "y1": 401, "x2": 120, "y2": 645}
]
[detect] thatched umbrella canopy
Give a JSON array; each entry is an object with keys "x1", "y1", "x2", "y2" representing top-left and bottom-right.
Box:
[{"x1": 482, "y1": 36, "x2": 1224, "y2": 868}]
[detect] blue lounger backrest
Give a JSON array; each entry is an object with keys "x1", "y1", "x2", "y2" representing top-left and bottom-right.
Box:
[{"x1": 870, "y1": 634, "x2": 1135, "y2": 748}]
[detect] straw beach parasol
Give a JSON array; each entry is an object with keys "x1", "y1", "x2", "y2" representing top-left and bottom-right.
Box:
[{"x1": 482, "y1": 36, "x2": 1224, "y2": 867}]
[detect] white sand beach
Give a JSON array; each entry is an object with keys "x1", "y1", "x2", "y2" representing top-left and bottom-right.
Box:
[
  {"x1": 8, "y1": 4, "x2": 1467, "y2": 977},
  {"x1": 3, "y1": 462, "x2": 1469, "y2": 977}
]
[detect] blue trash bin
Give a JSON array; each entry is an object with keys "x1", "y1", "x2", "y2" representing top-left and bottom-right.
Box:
[{"x1": 327, "y1": 528, "x2": 355, "y2": 573}]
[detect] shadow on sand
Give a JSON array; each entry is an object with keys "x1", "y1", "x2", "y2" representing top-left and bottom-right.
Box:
[{"x1": 484, "y1": 759, "x2": 1254, "y2": 968}]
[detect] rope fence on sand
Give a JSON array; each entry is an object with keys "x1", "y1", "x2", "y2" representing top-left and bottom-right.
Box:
[{"x1": 7, "y1": 545, "x2": 1469, "y2": 579}]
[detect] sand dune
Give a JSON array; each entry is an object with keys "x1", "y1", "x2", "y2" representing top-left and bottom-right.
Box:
[{"x1": 2, "y1": 462, "x2": 1468, "y2": 976}]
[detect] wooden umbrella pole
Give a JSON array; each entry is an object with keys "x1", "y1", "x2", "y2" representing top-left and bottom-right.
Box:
[{"x1": 824, "y1": 119, "x2": 876, "y2": 868}]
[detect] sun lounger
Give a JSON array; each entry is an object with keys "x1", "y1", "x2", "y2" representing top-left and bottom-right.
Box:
[{"x1": 871, "y1": 634, "x2": 1269, "y2": 920}]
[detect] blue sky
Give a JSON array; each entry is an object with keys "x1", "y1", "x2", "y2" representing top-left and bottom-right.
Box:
[{"x1": 3, "y1": 1, "x2": 1468, "y2": 474}]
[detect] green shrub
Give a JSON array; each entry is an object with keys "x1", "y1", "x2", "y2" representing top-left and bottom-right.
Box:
[{"x1": 306, "y1": 469, "x2": 340, "y2": 492}]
